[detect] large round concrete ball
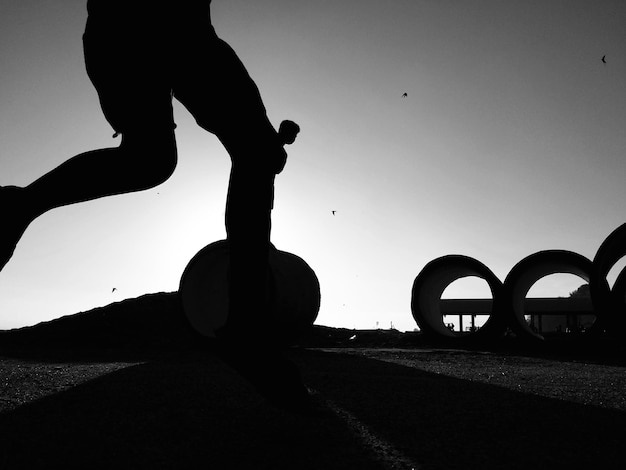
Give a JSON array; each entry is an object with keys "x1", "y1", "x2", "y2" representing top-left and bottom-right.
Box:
[
  {"x1": 179, "y1": 240, "x2": 320, "y2": 342},
  {"x1": 411, "y1": 255, "x2": 505, "y2": 343}
]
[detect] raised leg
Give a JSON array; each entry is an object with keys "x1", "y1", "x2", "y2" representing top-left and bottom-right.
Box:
[{"x1": 0, "y1": 131, "x2": 177, "y2": 271}]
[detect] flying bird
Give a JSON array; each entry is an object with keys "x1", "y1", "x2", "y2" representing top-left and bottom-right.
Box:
[
  {"x1": 332, "y1": 210, "x2": 336, "y2": 216},
  {"x1": 112, "y1": 288, "x2": 117, "y2": 293},
  {"x1": 402, "y1": 92, "x2": 408, "y2": 98},
  {"x1": 602, "y1": 55, "x2": 606, "y2": 64}
]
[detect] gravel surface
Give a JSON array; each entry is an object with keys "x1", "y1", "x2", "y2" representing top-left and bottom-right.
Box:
[
  {"x1": 0, "y1": 353, "x2": 390, "y2": 470},
  {"x1": 326, "y1": 348, "x2": 626, "y2": 411},
  {"x1": 2, "y1": 349, "x2": 626, "y2": 469},
  {"x1": 0, "y1": 358, "x2": 140, "y2": 414},
  {"x1": 3, "y1": 349, "x2": 626, "y2": 416}
]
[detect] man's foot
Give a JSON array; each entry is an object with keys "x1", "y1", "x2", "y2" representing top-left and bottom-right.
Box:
[{"x1": 0, "y1": 186, "x2": 33, "y2": 272}]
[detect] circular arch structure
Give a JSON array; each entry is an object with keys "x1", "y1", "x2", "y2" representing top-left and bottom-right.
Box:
[
  {"x1": 591, "y1": 223, "x2": 626, "y2": 334},
  {"x1": 179, "y1": 240, "x2": 320, "y2": 343},
  {"x1": 411, "y1": 255, "x2": 505, "y2": 343},
  {"x1": 502, "y1": 250, "x2": 603, "y2": 342},
  {"x1": 608, "y1": 267, "x2": 626, "y2": 333},
  {"x1": 611, "y1": 267, "x2": 626, "y2": 305}
]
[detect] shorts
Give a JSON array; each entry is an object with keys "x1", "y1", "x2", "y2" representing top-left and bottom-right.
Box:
[
  {"x1": 83, "y1": 8, "x2": 177, "y2": 135},
  {"x1": 83, "y1": 3, "x2": 286, "y2": 173}
]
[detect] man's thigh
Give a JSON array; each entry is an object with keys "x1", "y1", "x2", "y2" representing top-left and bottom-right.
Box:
[
  {"x1": 173, "y1": 38, "x2": 277, "y2": 140},
  {"x1": 83, "y1": 12, "x2": 176, "y2": 135}
]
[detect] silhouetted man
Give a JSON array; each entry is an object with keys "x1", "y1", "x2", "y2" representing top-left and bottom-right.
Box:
[{"x1": 0, "y1": 0, "x2": 310, "y2": 411}]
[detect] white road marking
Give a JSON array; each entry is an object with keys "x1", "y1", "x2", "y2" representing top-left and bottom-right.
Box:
[{"x1": 313, "y1": 390, "x2": 420, "y2": 470}]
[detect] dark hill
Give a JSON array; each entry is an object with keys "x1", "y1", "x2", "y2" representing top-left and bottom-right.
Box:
[
  {"x1": 0, "y1": 292, "x2": 198, "y2": 360},
  {"x1": 4, "y1": 293, "x2": 620, "y2": 364},
  {"x1": 0, "y1": 292, "x2": 422, "y2": 360}
]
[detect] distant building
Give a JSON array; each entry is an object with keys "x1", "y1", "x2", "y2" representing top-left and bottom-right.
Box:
[{"x1": 527, "y1": 284, "x2": 595, "y2": 333}]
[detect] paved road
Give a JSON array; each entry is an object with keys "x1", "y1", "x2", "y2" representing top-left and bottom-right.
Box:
[{"x1": 1, "y1": 349, "x2": 625, "y2": 469}]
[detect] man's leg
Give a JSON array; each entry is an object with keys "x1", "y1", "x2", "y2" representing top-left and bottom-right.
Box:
[
  {"x1": 0, "y1": 131, "x2": 177, "y2": 271},
  {"x1": 174, "y1": 37, "x2": 286, "y2": 336},
  {"x1": 0, "y1": 1, "x2": 181, "y2": 271},
  {"x1": 24, "y1": 131, "x2": 176, "y2": 216},
  {"x1": 173, "y1": 37, "x2": 312, "y2": 412},
  {"x1": 223, "y1": 157, "x2": 274, "y2": 338}
]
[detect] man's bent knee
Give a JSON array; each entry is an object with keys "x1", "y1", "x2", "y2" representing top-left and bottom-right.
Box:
[{"x1": 121, "y1": 131, "x2": 178, "y2": 187}]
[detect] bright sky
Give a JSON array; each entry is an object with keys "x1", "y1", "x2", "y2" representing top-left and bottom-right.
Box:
[{"x1": 1, "y1": 0, "x2": 625, "y2": 331}]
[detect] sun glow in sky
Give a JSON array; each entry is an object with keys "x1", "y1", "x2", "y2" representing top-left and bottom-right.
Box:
[{"x1": 1, "y1": 0, "x2": 625, "y2": 331}]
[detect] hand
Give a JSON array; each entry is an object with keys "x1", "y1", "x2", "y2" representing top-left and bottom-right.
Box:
[
  {"x1": 278, "y1": 120, "x2": 300, "y2": 146},
  {"x1": 274, "y1": 120, "x2": 300, "y2": 174}
]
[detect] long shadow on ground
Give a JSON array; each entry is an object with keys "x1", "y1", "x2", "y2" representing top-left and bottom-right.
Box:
[
  {"x1": 1, "y1": 349, "x2": 624, "y2": 469},
  {"x1": 0, "y1": 352, "x2": 383, "y2": 470},
  {"x1": 294, "y1": 349, "x2": 626, "y2": 470}
]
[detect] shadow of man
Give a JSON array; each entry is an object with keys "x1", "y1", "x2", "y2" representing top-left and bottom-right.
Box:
[{"x1": 0, "y1": 0, "x2": 311, "y2": 413}]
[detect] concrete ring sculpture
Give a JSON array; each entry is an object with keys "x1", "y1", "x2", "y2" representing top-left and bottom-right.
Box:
[
  {"x1": 502, "y1": 250, "x2": 603, "y2": 341},
  {"x1": 591, "y1": 223, "x2": 626, "y2": 334},
  {"x1": 606, "y1": 267, "x2": 626, "y2": 333},
  {"x1": 411, "y1": 255, "x2": 505, "y2": 342},
  {"x1": 179, "y1": 240, "x2": 321, "y2": 344},
  {"x1": 611, "y1": 267, "x2": 626, "y2": 306}
]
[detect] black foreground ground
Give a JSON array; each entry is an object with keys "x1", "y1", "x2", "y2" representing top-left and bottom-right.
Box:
[
  {"x1": 1, "y1": 293, "x2": 625, "y2": 469},
  {"x1": 1, "y1": 348, "x2": 625, "y2": 470}
]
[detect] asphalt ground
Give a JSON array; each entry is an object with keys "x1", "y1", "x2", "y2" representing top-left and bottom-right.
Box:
[{"x1": 1, "y1": 349, "x2": 625, "y2": 469}]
